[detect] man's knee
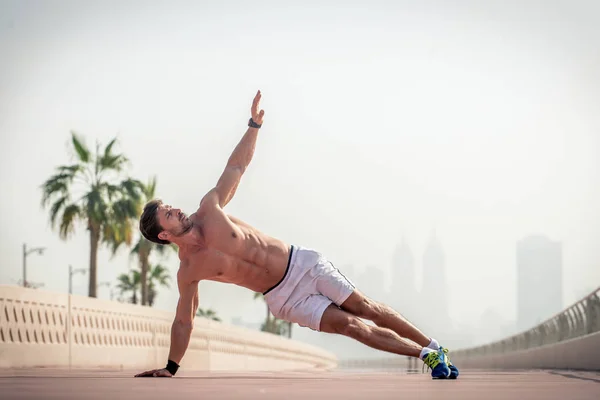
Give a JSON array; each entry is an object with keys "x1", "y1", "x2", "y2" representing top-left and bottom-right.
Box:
[
  {"x1": 321, "y1": 307, "x2": 368, "y2": 339},
  {"x1": 336, "y1": 316, "x2": 368, "y2": 340},
  {"x1": 353, "y1": 297, "x2": 385, "y2": 321}
]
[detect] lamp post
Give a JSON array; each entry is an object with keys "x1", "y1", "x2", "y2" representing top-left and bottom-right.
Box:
[{"x1": 22, "y1": 243, "x2": 45, "y2": 287}]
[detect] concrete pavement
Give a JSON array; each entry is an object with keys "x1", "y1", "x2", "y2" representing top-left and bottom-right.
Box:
[{"x1": 1, "y1": 368, "x2": 599, "y2": 400}]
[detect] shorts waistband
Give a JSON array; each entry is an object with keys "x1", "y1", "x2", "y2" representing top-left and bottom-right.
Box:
[{"x1": 262, "y1": 245, "x2": 295, "y2": 295}]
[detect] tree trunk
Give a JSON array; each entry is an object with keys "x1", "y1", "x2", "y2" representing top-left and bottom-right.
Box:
[
  {"x1": 288, "y1": 321, "x2": 292, "y2": 338},
  {"x1": 265, "y1": 305, "x2": 272, "y2": 333},
  {"x1": 88, "y1": 224, "x2": 99, "y2": 298},
  {"x1": 132, "y1": 290, "x2": 137, "y2": 305},
  {"x1": 148, "y1": 286, "x2": 155, "y2": 307},
  {"x1": 140, "y1": 250, "x2": 149, "y2": 306}
]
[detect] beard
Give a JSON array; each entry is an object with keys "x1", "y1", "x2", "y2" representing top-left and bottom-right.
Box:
[{"x1": 172, "y1": 217, "x2": 193, "y2": 237}]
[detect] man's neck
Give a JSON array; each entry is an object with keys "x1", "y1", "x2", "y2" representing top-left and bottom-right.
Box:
[{"x1": 173, "y1": 224, "x2": 204, "y2": 249}]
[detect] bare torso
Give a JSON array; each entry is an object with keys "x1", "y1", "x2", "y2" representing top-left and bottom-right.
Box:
[{"x1": 177, "y1": 201, "x2": 290, "y2": 293}]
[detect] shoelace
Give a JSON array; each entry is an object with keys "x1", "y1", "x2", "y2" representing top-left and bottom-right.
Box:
[{"x1": 421, "y1": 351, "x2": 441, "y2": 373}]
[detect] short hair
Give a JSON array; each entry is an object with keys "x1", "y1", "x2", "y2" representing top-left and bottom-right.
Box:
[{"x1": 139, "y1": 199, "x2": 170, "y2": 245}]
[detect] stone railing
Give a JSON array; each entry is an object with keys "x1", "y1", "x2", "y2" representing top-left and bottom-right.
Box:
[
  {"x1": 450, "y1": 286, "x2": 600, "y2": 370},
  {"x1": 341, "y1": 286, "x2": 600, "y2": 371},
  {"x1": 0, "y1": 285, "x2": 337, "y2": 371}
]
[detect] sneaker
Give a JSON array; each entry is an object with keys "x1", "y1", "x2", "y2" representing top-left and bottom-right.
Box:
[
  {"x1": 441, "y1": 347, "x2": 459, "y2": 379},
  {"x1": 422, "y1": 349, "x2": 451, "y2": 379}
]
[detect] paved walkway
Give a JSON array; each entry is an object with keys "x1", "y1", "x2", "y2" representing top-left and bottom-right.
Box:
[{"x1": 1, "y1": 368, "x2": 599, "y2": 399}]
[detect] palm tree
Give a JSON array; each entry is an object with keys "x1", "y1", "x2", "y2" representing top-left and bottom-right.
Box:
[
  {"x1": 130, "y1": 177, "x2": 177, "y2": 305},
  {"x1": 116, "y1": 269, "x2": 141, "y2": 304},
  {"x1": 146, "y1": 263, "x2": 171, "y2": 307},
  {"x1": 40, "y1": 132, "x2": 144, "y2": 297},
  {"x1": 253, "y1": 292, "x2": 274, "y2": 333},
  {"x1": 196, "y1": 308, "x2": 221, "y2": 322},
  {"x1": 253, "y1": 292, "x2": 292, "y2": 337}
]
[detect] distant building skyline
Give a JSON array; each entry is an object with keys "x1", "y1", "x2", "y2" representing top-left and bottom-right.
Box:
[{"x1": 516, "y1": 234, "x2": 563, "y2": 331}]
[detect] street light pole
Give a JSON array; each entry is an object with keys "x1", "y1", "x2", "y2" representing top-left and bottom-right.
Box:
[{"x1": 22, "y1": 243, "x2": 46, "y2": 287}]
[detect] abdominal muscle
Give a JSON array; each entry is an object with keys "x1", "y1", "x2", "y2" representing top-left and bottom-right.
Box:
[{"x1": 183, "y1": 213, "x2": 291, "y2": 294}]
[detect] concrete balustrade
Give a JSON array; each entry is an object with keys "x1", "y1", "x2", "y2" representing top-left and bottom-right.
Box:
[
  {"x1": 451, "y1": 331, "x2": 600, "y2": 370},
  {"x1": 342, "y1": 287, "x2": 600, "y2": 372},
  {"x1": 450, "y1": 286, "x2": 600, "y2": 371},
  {"x1": 0, "y1": 285, "x2": 337, "y2": 371}
]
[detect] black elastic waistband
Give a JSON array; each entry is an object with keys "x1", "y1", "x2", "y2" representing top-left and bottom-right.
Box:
[{"x1": 262, "y1": 245, "x2": 294, "y2": 295}]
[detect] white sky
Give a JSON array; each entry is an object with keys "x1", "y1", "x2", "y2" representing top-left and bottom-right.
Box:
[{"x1": 1, "y1": 0, "x2": 599, "y2": 355}]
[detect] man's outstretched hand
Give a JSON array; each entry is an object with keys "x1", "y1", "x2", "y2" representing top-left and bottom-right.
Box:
[
  {"x1": 251, "y1": 90, "x2": 265, "y2": 126},
  {"x1": 134, "y1": 368, "x2": 173, "y2": 378}
]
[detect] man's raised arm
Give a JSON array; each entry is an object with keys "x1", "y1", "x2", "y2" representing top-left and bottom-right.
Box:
[
  {"x1": 134, "y1": 279, "x2": 199, "y2": 377},
  {"x1": 203, "y1": 90, "x2": 265, "y2": 208}
]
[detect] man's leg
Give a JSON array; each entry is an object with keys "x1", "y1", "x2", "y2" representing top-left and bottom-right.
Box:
[
  {"x1": 319, "y1": 303, "x2": 450, "y2": 378},
  {"x1": 319, "y1": 303, "x2": 422, "y2": 357},
  {"x1": 339, "y1": 289, "x2": 459, "y2": 378},
  {"x1": 339, "y1": 290, "x2": 432, "y2": 348}
]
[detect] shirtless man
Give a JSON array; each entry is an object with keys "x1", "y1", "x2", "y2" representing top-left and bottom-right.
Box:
[{"x1": 134, "y1": 91, "x2": 459, "y2": 379}]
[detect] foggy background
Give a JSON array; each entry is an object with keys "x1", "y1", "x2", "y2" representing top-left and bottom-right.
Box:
[{"x1": 1, "y1": 0, "x2": 599, "y2": 360}]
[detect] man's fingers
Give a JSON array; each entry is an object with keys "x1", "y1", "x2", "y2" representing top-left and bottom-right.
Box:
[
  {"x1": 252, "y1": 90, "x2": 261, "y2": 113},
  {"x1": 134, "y1": 368, "x2": 172, "y2": 378},
  {"x1": 134, "y1": 370, "x2": 153, "y2": 377}
]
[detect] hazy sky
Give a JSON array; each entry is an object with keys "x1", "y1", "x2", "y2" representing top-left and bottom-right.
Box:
[{"x1": 1, "y1": 0, "x2": 599, "y2": 356}]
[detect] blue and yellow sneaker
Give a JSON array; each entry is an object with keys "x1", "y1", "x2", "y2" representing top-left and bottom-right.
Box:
[
  {"x1": 440, "y1": 347, "x2": 459, "y2": 379},
  {"x1": 422, "y1": 349, "x2": 451, "y2": 379}
]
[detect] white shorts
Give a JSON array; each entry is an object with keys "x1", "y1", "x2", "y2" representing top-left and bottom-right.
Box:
[{"x1": 263, "y1": 245, "x2": 356, "y2": 331}]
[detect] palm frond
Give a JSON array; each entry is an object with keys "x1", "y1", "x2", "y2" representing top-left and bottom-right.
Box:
[
  {"x1": 103, "y1": 137, "x2": 118, "y2": 159},
  {"x1": 130, "y1": 239, "x2": 142, "y2": 256},
  {"x1": 49, "y1": 195, "x2": 69, "y2": 228},
  {"x1": 120, "y1": 178, "x2": 144, "y2": 203},
  {"x1": 85, "y1": 189, "x2": 109, "y2": 224},
  {"x1": 97, "y1": 137, "x2": 129, "y2": 173},
  {"x1": 98, "y1": 182, "x2": 122, "y2": 202},
  {"x1": 116, "y1": 270, "x2": 141, "y2": 291},
  {"x1": 116, "y1": 273, "x2": 134, "y2": 292},
  {"x1": 149, "y1": 264, "x2": 171, "y2": 288},
  {"x1": 143, "y1": 176, "x2": 157, "y2": 199},
  {"x1": 56, "y1": 164, "x2": 83, "y2": 176},
  {"x1": 70, "y1": 131, "x2": 90, "y2": 163},
  {"x1": 132, "y1": 269, "x2": 141, "y2": 284},
  {"x1": 40, "y1": 173, "x2": 72, "y2": 206},
  {"x1": 58, "y1": 204, "x2": 81, "y2": 239}
]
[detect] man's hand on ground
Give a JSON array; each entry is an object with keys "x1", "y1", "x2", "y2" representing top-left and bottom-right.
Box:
[
  {"x1": 251, "y1": 90, "x2": 265, "y2": 125},
  {"x1": 134, "y1": 368, "x2": 173, "y2": 378}
]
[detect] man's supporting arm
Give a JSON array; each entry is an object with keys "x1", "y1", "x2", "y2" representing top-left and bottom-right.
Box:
[
  {"x1": 134, "y1": 280, "x2": 198, "y2": 377},
  {"x1": 167, "y1": 281, "x2": 199, "y2": 365}
]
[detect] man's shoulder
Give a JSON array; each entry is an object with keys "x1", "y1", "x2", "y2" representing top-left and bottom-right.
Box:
[{"x1": 191, "y1": 198, "x2": 224, "y2": 223}]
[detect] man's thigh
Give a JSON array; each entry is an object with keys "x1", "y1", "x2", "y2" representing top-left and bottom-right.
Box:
[
  {"x1": 314, "y1": 260, "x2": 356, "y2": 306},
  {"x1": 319, "y1": 303, "x2": 358, "y2": 334},
  {"x1": 282, "y1": 294, "x2": 333, "y2": 332}
]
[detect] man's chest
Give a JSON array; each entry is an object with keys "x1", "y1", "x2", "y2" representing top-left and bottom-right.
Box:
[{"x1": 194, "y1": 209, "x2": 245, "y2": 250}]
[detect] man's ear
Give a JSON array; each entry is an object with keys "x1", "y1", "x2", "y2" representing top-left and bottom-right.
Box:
[{"x1": 158, "y1": 231, "x2": 169, "y2": 241}]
